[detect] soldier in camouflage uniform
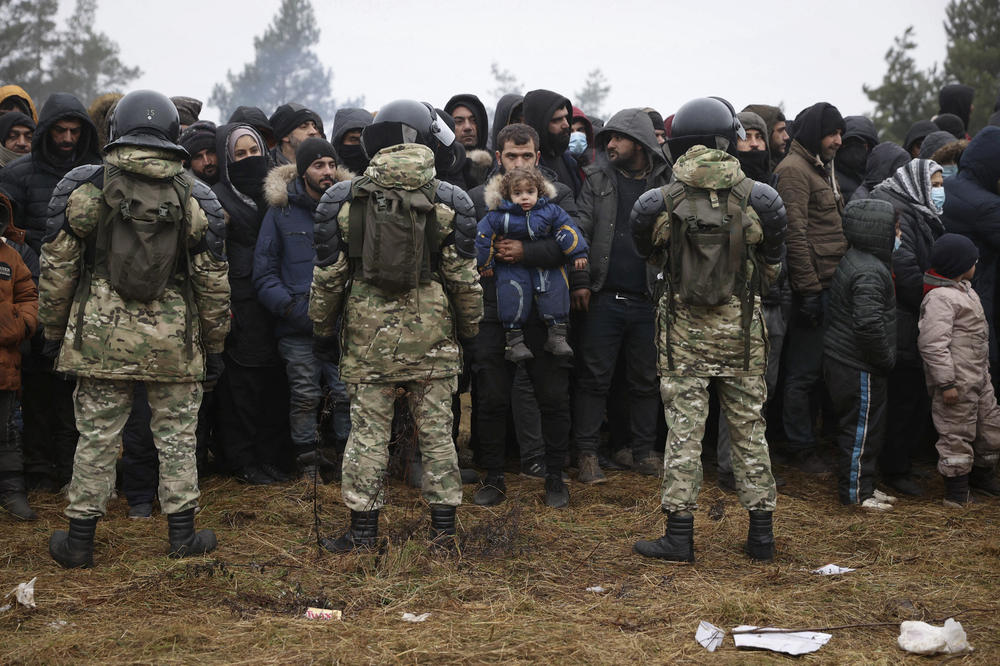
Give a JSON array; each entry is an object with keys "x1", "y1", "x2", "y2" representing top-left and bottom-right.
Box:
[
  {"x1": 40, "y1": 90, "x2": 230, "y2": 568},
  {"x1": 308, "y1": 100, "x2": 481, "y2": 551},
  {"x1": 630, "y1": 98, "x2": 786, "y2": 563}
]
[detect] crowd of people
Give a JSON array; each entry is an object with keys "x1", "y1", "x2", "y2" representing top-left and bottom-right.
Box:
[{"x1": 2, "y1": 77, "x2": 1000, "y2": 567}]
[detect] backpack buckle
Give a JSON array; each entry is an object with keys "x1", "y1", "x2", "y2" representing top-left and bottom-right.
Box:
[{"x1": 373, "y1": 190, "x2": 388, "y2": 212}]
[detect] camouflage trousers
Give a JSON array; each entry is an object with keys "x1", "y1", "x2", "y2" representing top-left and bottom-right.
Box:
[
  {"x1": 66, "y1": 378, "x2": 202, "y2": 519},
  {"x1": 341, "y1": 377, "x2": 461, "y2": 512},
  {"x1": 659, "y1": 375, "x2": 776, "y2": 512}
]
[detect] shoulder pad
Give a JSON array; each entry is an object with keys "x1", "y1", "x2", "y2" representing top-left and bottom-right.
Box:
[
  {"x1": 190, "y1": 179, "x2": 227, "y2": 261},
  {"x1": 314, "y1": 180, "x2": 352, "y2": 267},
  {"x1": 315, "y1": 180, "x2": 353, "y2": 227},
  {"x1": 634, "y1": 187, "x2": 668, "y2": 217},
  {"x1": 434, "y1": 180, "x2": 475, "y2": 218},
  {"x1": 750, "y1": 181, "x2": 785, "y2": 218},
  {"x1": 43, "y1": 164, "x2": 103, "y2": 243}
]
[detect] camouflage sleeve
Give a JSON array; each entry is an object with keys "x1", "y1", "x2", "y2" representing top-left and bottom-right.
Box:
[
  {"x1": 38, "y1": 229, "x2": 82, "y2": 340},
  {"x1": 308, "y1": 254, "x2": 350, "y2": 337},
  {"x1": 437, "y1": 210, "x2": 483, "y2": 339},
  {"x1": 187, "y1": 204, "x2": 230, "y2": 354}
]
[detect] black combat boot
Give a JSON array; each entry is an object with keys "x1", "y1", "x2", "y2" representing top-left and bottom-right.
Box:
[
  {"x1": 320, "y1": 510, "x2": 380, "y2": 553},
  {"x1": 543, "y1": 323, "x2": 573, "y2": 357},
  {"x1": 429, "y1": 504, "x2": 457, "y2": 549},
  {"x1": 745, "y1": 510, "x2": 775, "y2": 561},
  {"x1": 473, "y1": 473, "x2": 506, "y2": 506},
  {"x1": 49, "y1": 517, "x2": 98, "y2": 568},
  {"x1": 633, "y1": 511, "x2": 695, "y2": 562},
  {"x1": 504, "y1": 329, "x2": 534, "y2": 362},
  {"x1": 943, "y1": 473, "x2": 972, "y2": 508},
  {"x1": 166, "y1": 509, "x2": 218, "y2": 558},
  {"x1": 970, "y1": 465, "x2": 1000, "y2": 496},
  {"x1": 0, "y1": 473, "x2": 37, "y2": 521}
]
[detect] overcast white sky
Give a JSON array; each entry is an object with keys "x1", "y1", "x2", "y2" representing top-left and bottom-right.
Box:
[{"x1": 86, "y1": 0, "x2": 950, "y2": 125}]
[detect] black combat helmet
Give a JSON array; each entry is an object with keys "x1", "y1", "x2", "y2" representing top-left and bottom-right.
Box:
[
  {"x1": 667, "y1": 97, "x2": 746, "y2": 158},
  {"x1": 105, "y1": 89, "x2": 187, "y2": 156},
  {"x1": 362, "y1": 99, "x2": 455, "y2": 159}
]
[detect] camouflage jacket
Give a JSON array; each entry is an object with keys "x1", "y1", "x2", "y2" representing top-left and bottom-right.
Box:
[
  {"x1": 39, "y1": 146, "x2": 231, "y2": 382},
  {"x1": 650, "y1": 146, "x2": 777, "y2": 377},
  {"x1": 308, "y1": 143, "x2": 482, "y2": 384}
]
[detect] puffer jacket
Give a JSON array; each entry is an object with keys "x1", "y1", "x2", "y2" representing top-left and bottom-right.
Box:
[
  {"x1": 0, "y1": 193, "x2": 37, "y2": 390},
  {"x1": 823, "y1": 199, "x2": 897, "y2": 374},
  {"x1": 918, "y1": 273, "x2": 989, "y2": 392},
  {"x1": 941, "y1": 126, "x2": 1000, "y2": 362},
  {"x1": 254, "y1": 162, "x2": 353, "y2": 337},
  {"x1": 578, "y1": 108, "x2": 670, "y2": 295}
]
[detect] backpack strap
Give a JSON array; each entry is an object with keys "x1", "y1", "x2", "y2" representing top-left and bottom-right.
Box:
[
  {"x1": 658, "y1": 182, "x2": 686, "y2": 372},
  {"x1": 73, "y1": 165, "x2": 117, "y2": 351},
  {"x1": 347, "y1": 176, "x2": 371, "y2": 263},
  {"x1": 172, "y1": 174, "x2": 196, "y2": 360},
  {"x1": 728, "y1": 177, "x2": 756, "y2": 371}
]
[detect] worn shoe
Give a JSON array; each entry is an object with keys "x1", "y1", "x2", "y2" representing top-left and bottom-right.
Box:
[
  {"x1": 0, "y1": 491, "x2": 37, "y2": 521},
  {"x1": 860, "y1": 496, "x2": 894, "y2": 511},
  {"x1": 633, "y1": 454, "x2": 662, "y2": 478},
  {"x1": 716, "y1": 470, "x2": 737, "y2": 494},
  {"x1": 167, "y1": 509, "x2": 217, "y2": 558},
  {"x1": 49, "y1": 517, "x2": 98, "y2": 568},
  {"x1": 970, "y1": 466, "x2": 1000, "y2": 496},
  {"x1": 544, "y1": 475, "x2": 569, "y2": 508},
  {"x1": 321, "y1": 510, "x2": 379, "y2": 553},
  {"x1": 504, "y1": 329, "x2": 534, "y2": 363},
  {"x1": 882, "y1": 474, "x2": 924, "y2": 497},
  {"x1": 612, "y1": 448, "x2": 634, "y2": 470},
  {"x1": 543, "y1": 323, "x2": 573, "y2": 357},
  {"x1": 520, "y1": 458, "x2": 546, "y2": 479},
  {"x1": 260, "y1": 463, "x2": 294, "y2": 483},
  {"x1": 473, "y1": 474, "x2": 506, "y2": 506},
  {"x1": 128, "y1": 502, "x2": 153, "y2": 519},
  {"x1": 745, "y1": 511, "x2": 775, "y2": 561},
  {"x1": 788, "y1": 450, "x2": 830, "y2": 475},
  {"x1": 872, "y1": 489, "x2": 897, "y2": 504},
  {"x1": 577, "y1": 453, "x2": 607, "y2": 484},
  {"x1": 234, "y1": 465, "x2": 274, "y2": 485},
  {"x1": 598, "y1": 451, "x2": 629, "y2": 471},
  {"x1": 429, "y1": 504, "x2": 457, "y2": 550},
  {"x1": 634, "y1": 511, "x2": 695, "y2": 562},
  {"x1": 297, "y1": 449, "x2": 334, "y2": 483},
  {"x1": 943, "y1": 473, "x2": 973, "y2": 508}
]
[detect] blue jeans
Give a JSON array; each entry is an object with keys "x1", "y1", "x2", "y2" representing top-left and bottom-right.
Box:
[{"x1": 277, "y1": 335, "x2": 322, "y2": 451}]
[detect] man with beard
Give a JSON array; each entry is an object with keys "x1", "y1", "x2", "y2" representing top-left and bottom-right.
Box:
[
  {"x1": 255, "y1": 138, "x2": 353, "y2": 481},
  {"x1": 836, "y1": 116, "x2": 878, "y2": 204},
  {"x1": 212, "y1": 124, "x2": 295, "y2": 485},
  {"x1": 331, "y1": 108, "x2": 373, "y2": 177},
  {"x1": 178, "y1": 121, "x2": 219, "y2": 186},
  {"x1": 573, "y1": 109, "x2": 670, "y2": 483},
  {"x1": 523, "y1": 90, "x2": 581, "y2": 196},
  {"x1": 0, "y1": 93, "x2": 100, "y2": 493},
  {"x1": 743, "y1": 104, "x2": 790, "y2": 169},
  {"x1": 445, "y1": 94, "x2": 492, "y2": 189},
  {"x1": 269, "y1": 102, "x2": 323, "y2": 166},
  {"x1": 0, "y1": 111, "x2": 34, "y2": 168}
]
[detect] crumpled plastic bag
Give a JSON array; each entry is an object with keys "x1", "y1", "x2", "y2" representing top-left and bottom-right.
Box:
[
  {"x1": 898, "y1": 619, "x2": 971, "y2": 655},
  {"x1": 6, "y1": 577, "x2": 36, "y2": 609},
  {"x1": 401, "y1": 612, "x2": 431, "y2": 623}
]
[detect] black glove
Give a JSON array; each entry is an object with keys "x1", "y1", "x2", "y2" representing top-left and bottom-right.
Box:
[
  {"x1": 795, "y1": 292, "x2": 824, "y2": 328},
  {"x1": 203, "y1": 353, "x2": 225, "y2": 391},
  {"x1": 41, "y1": 336, "x2": 62, "y2": 360},
  {"x1": 313, "y1": 335, "x2": 340, "y2": 364}
]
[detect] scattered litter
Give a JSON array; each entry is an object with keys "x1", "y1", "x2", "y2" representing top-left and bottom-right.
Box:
[
  {"x1": 732, "y1": 625, "x2": 832, "y2": 655},
  {"x1": 898, "y1": 619, "x2": 972, "y2": 655},
  {"x1": 0, "y1": 604, "x2": 11, "y2": 613},
  {"x1": 812, "y1": 564, "x2": 856, "y2": 575},
  {"x1": 696, "y1": 621, "x2": 725, "y2": 652},
  {"x1": 47, "y1": 620, "x2": 69, "y2": 629},
  {"x1": 401, "y1": 612, "x2": 431, "y2": 623},
  {"x1": 5, "y1": 577, "x2": 36, "y2": 609},
  {"x1": 304, "y1": 607, "x2": 342, "y2": 620},
  {"x1": 585, "y1": 586, "x2": 606, "y2": 593}
]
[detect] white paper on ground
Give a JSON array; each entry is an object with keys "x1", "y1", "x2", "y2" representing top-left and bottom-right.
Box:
[
  {"x1": 696, "y1": 621, "x2": 725, "y2": 651},
  {"x1": 732, "y1": 625, "x2": 832, "y2": 655},
  {"x1": 6, "y1": 577, "x2": 37, "y2": 609},
  {"x1": 401, "y1": 612, "x2": 431, "y2": 623},
  {"x1": 585, "y1": 586, "x2": 605, "y2": 593},
  {"x1": 812, "y1": 564, "x2": 856, "y2": 575},
  {"x1": 898, "y1": 619, "x2": 972, "y2": 655}
]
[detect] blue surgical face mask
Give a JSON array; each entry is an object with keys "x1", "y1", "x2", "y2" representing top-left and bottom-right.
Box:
[
  {"x1": 941, "y1": 164, "x2": 958, "y2": 179},
  {"x1": 568, "y1": 131, "x2": 587, "y2": 156},
  {"x1": 894, "y1": 236, "x2": 902, "y2": 252},
  {"x1": 931, "y1": 186, "x2": 946, "y2": 211}
]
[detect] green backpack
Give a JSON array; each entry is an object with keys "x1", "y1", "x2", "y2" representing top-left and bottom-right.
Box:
[{"x1": 347, "y1": 175, "x2": 442, "y2": 293}]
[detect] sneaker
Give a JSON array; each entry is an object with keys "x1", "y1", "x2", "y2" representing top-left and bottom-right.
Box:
[
  {"x1": 544, "y1": 476, "x2": 569, "y2": 508},
  {"x1": 128, "y1": 502, "x2": 153, "y2": 519},
  {"x1": 860, "y1": 496, "x2": 893, "y2": 511},
  {"x1": 577, "y1": 453, "x2": 607, "y2": 484},
  {"x1": 260, "y1": 463, "x2": 294, "y2": 483},
  {"x1": 598, "y1": 451, "x2": 628, "y2": 471},
  {"x1": 473, "y1": 476, "x2": 506, "y2": 506},
  {"x1": 882, "y1": 474, "x2": 924, "y2": 497},
  {"x1": 633, "y1": 454, "x2": 662, "y2": 478},
  {"x1": 520, "y1": 458, "x2": 546, "y2": 479},
  {"x1": 872, "y1": 489, "x2": 897, "y2": 504},
  {"x1": 612, "y1": 448, "x2": 634, "y2": 470}
]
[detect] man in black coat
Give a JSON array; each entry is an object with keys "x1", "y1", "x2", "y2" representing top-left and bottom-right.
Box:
[{"x1": 522, "y1": 89, "x2": 581, "y2": 196}]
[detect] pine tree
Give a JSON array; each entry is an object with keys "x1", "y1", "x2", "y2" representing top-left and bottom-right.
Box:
[
  {"x1": 209, "y1": 0, "x2": 359, "y2": 122},
  {"x1": 489, "y1": 62, "x2": 522, "y2": 101},
  {"x1": 942, "y1": 0, "x2": 1000, "y2": 133},
  {"x1": 862, "y1": 26, "x2": 943, "y2": 144},
  {"x1": 575, "y1": 69, "x2": 610, "y2": 120}
]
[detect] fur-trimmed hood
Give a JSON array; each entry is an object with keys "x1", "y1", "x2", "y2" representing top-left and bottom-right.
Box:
[
  {"x1": 263, "y1": 162, "x2": 354, "y2": 208},
  {"x1": 482, "y1": 171, "x2": 558, "y2": 211}
]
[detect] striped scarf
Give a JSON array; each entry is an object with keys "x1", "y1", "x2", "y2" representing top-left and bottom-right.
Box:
[{"x1": 873, "y1": 158, "x2": 943, "y2": 221}]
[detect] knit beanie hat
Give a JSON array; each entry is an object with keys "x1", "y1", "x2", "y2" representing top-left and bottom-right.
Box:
[
  {"x1": 931, "y1": 233, "x2": 979, "y2": 279},
  {"x1": 270, "y1": 103, "x2": 324, "y2": 141},
  {"x1": 171, "y1": 96, "x2": 202, "y2": 126},
  {"x1": 178, "y1": 120, "x2": 217, "y2": 156},
  {"x1": 296, "y1": 137, "x2": 337, "y2": 176}
]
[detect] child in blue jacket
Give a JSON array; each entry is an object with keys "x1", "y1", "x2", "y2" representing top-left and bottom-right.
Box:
[{"x1": 476, "y1": 167, "x2": 588, "y2": 361}]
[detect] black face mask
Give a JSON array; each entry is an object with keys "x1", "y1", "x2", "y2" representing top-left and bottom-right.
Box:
[
  {"x1": 836, "y1": 141, "x2": 868, "y2": 178},
  {"x1": 228, "y1": 155, "x2": 268, "y2": 200},
  {"x1": 737, "y1": 150, "x2": 771, "y2": 182},
  {"x1": 338, "y1": 143, "x2": 369, "y2": 175}
]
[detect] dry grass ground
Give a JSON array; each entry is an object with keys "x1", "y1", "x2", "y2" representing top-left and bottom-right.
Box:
[{"x1": 2, "y1": 459, "x2": 999, "y2": 664}]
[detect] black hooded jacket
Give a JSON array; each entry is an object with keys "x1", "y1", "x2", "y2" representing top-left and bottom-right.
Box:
[
  {"x1": 939, "y1": 84, "x2": 975, "y2": 134},
  {"x1": 852, "y1": 142, "x2": 910, "y2": 201},
  {"x1": 0, "y1": 93, "x2": 100, "y2": 255},
  {"x1": 903, "y1": 120, "x2": 938, "y2": 155},
  {"x1": 523, "y1": 89, "x2": 581, "y2": 196},
  {"x1": 837, "y1": 116, "x2": 878, "y2": 202},
  {"x1": 211, "y1": 123, "x2": 279, "y2": 367},
  {"x1": 228, "y1": 106, "x2": 275, "y2": 147},
  {"x1": 490, "y1": 94, "x2": 524, "y2": 151},
  {"x1": 445, "y1": 94, "x2": 489, "y2": 151}
]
